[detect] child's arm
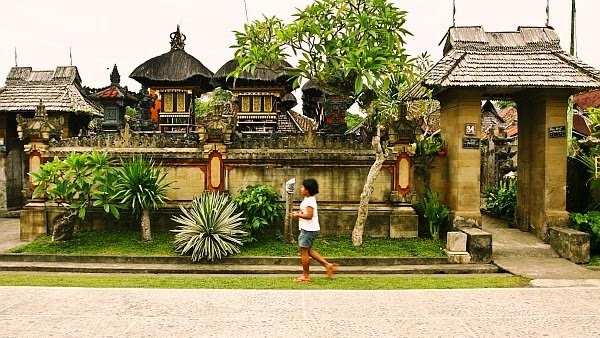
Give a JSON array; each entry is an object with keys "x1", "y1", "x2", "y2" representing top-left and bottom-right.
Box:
[{"x1": 291, "y1": 206, "x2": 314, "y2": 220}]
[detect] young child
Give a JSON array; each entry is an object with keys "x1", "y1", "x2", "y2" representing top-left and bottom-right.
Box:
[{"x1": 291, "y1": 178, "x2": 338, "y2": 282}]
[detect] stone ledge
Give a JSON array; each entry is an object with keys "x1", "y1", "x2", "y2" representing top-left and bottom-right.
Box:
[
  {"x1": 444, "y1": 250, "x2": 471, "y2": 264},
  {"x1": 458, "y1": 227, "x2": 493, "y2": 263},
  {"x1": 548, "y1": 227, "x2": 590, "y2": 264}
]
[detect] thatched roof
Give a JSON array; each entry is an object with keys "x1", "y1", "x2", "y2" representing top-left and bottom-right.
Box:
[
  {"x1": 425, "y1": 26, "x2": 600, "y2": 94},
  {"x1": 130, "y1": 49, "x2": 214, "y2": 93},
  {"x1": 211, "y1": 59, "x2": 295, "y2": 89},
  {"x1": 0, "y1": 66, "x2": 102, "y2": 116},
  {"x1": 301, "y1": 79, "x2": 336, "y2": 96}
]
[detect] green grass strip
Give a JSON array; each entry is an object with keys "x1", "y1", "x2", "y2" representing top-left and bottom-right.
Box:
[
  {"x1": 7, "y1": 229, "x2": 445, "y2": 258},
  {"x1": 0, "y1": 273, "x2": 530, "y2": 290}
]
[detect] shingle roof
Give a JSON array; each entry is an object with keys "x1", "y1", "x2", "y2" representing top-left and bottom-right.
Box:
[
  {"x1": 573, "y1": 89, "x2": 600, "y2": 111},
  {"x1": 425, "y1": 26, "x2": 600, "y2": 91},
  {"x1": 0, "y1": 66, "x2": 102, "y2": 115}
]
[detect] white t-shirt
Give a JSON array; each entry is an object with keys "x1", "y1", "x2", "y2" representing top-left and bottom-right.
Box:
[{"x1": 298, "y1": 196, "x2": 320, "y2": 231}]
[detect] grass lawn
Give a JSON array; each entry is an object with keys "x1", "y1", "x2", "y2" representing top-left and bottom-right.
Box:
[
  {"x1": 589, "y1": 254, "x2": 600, "y2": 266},
  {"x1": 7, "y1": 229, "x2": 445, "y2": 257},
  {"x1": 0, "y1": 273, "x2": 530, "y2": 289}
]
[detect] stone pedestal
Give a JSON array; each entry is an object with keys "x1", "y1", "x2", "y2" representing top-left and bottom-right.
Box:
[
  {"x1": 19, "y1": 202, "x2": 47, "y2": 241},
  {"x1": 446, "y1": 232, "x2": 467, "y2": 251},
  {"x1": 389, "y1": 206, "x2": 418, "y2": 238}
]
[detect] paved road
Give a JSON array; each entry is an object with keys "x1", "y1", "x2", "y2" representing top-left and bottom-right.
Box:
[{"x1": 1, "y1": 286, "x2": 600, "y2": 337}]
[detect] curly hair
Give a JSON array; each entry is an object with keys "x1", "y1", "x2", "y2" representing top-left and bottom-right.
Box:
[{"x1": 302, "y1": 178, "x2": 319, "y2": 196}]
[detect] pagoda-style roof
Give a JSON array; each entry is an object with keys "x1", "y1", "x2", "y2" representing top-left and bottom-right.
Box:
[
  {"x1": 425, "y1": 26, "x2": 600, "y2": 94},
  {"x1": 211, "y1": 59, "x2": 295, "y2": 90},
  {"x1": 0, "y1": 66, "x2": 102, "y2": 116},
  {"x1": 130, "y1": 26, "x2": 214, "y2": 94},
  {"x1": 88, "y1": 65, "x2": 138, "y2": 103}
]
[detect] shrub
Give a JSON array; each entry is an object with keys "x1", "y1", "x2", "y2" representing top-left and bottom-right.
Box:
[
  {"x1": 114, "y1": 155, "x2": 171, "y2": 242},
  {"x1": 414, "y1": 134, "x2": 445, "y2": 156},
  {"x1": 232, "y1": 185, "x2": 284, "y2": 242},
  {"x1": 172, "y1": 192, "x2": 246, "y2": 261},
  {"x1": 483, "y1": 178, "x2": 517, "y2": 219},
  {"x1": 571, "y1": 211, "x2": 600, "y2": 252},
  {"x1": 29, "y1": 151, "x2": 121, "y2": 241},
  {"x1": 413, "y1": 187, "x2": 450, "y2": 241}
]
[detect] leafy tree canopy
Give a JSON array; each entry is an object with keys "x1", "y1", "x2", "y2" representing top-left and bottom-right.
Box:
[{"x1": 230, "y1": 0, "x2": 416, "y2": 110}]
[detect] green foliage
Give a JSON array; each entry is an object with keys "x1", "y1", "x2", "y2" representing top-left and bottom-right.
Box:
[
  {"x1": 113, "y1": 155, "x2": 171, "y2": 215},
  {"x1": 345, "y1": 111, "x2": 363, "y2": 130},
  {"x1": 172, "y1": 192, "x2": 247, "y2": 261},
  {"x1": 232, "y1": 185, "x2": 284, "y2": 242},
  {"x1": 414, "y1": 134, "x2": 444, "y2": 156},
  {"x1": 125, "y1": 106, "x2": 138, "y2": 119},
  {"x1": 587, "y1": 107, "x2": 600, "y2": 138},
  {"x1": 413, "y1": 187, "x2": 450, "y2": 241},
  {"x1": 29, "y1": 151, "x2": 121, "y2": 219},
  {"x1": 495, "y1": 100, "x2": 517, "y2": 109},
  {"x1": 194, "y1": 88, "x2": 233, "y2": 118},
  {"x1": 230, "y1": 0, "x2": 414, "y2": 106},
  {"x1": 483, "y1": 178, "x2": 517, "y2": 219},
  {"x1": 571, "y1": 211, "x2": 600, "y2": 252}
]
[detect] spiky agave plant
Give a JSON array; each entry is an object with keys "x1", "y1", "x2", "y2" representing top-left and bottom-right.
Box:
[{"x1": 172, "y1": 192, "x2": 246, "y2": 261}]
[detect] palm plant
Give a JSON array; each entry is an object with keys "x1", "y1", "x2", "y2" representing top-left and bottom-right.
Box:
[
  {"x1": 172, "y1": 192, "x2": 246, "y2": 261},
  {"x1": 114, "y1": 155, "x2": 171, "y2": 241}
]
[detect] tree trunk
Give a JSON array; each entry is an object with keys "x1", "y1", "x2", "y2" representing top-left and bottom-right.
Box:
[
  {"x1": 352, "y1": 126, "x2": 386, "y2": 246},
  {"x1": 52, "y1": 210, "x2": 78, "y2": 242},
  {"x1": 140, "y1": 209, "x2": 152, "y2": 242}
]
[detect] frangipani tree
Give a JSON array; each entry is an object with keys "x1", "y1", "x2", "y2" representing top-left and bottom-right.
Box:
[{"x1": 230, "y1": 0, "x2": 419, "y2": 245}]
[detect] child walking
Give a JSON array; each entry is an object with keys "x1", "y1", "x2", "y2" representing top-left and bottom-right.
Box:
[{"x1": 291, "y1": 178, "x2": 338, "y2": 282}]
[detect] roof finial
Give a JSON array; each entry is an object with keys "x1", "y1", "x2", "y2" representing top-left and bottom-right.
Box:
[
  {"x1": 453, "y1": 0, "x2": 456, "y2": 26},
  {"x1": 170, "y1": 25, "x2": 186, "y2": 50},
  {"x1": 110, "y1": 64, "x2": 120, "y2": 84},
  {"x1": 546, "y1": 0, "x2": 550, "y2": 26},
  {"x1": 14, "y1": 47, "x2": 17, "y2": 67}
]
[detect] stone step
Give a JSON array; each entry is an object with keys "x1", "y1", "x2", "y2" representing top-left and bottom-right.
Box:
[
  {"x1": 0, "y1": 261, "x2": 503, "y2": 275},
  {"x1": 0, "y1": 254, "x2": 449, "y2": 266}
]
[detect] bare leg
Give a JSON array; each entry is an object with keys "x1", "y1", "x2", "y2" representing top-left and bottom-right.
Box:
[
  {"x1": 309, "y1": 249, "x2": 339, "y2": 277},
  {"x1": 295, "y1": 247, "x2": 311, "y2": 282}
]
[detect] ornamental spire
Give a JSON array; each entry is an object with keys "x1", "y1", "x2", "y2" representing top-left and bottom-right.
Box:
[{"x1": 170, "y1": 25, "x2": 186, "y2": 50}]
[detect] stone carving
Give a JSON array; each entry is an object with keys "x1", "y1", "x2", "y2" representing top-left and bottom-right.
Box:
[
  {"x1": 197, "y1": 103, "x2": 236, "y2": 144},
  {"x1": 16, "y1": 100, "x2": 64, "y2": 142},
  {"x1": 51, "y1": 124, "x2": 198, "y2": 148}
]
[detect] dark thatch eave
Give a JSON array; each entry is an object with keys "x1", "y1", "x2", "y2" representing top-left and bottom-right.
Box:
[
  {"x1": 130, "y1": 49, "x2": 214, "y2": 93},
  {"x1": 301, "y1": 79, "x2": 336, "y2": 96},
  {"x1": 211, "y1": 59, "x2": 295, "y2": 89}
]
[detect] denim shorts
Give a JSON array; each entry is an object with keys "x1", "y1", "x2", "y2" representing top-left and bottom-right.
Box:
[{"x1": 298, "y1": 229, "x2": 319, "y2": 248}]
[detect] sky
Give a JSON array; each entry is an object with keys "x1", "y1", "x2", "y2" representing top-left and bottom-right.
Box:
[{"x1": 1, "y1": 0, "x2": 598, "y2": 99}]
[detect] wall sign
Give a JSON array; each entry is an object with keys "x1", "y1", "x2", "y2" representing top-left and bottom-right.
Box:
[
  {"x1": 462, "y1": 137, "x2": 480, "y2": 149},
  {"x1": 465, "y1": 123, "x2": 476, "y2": 136},
  {"x1": 549, "y1": 126, "x2": 566, "y2": 138}
]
